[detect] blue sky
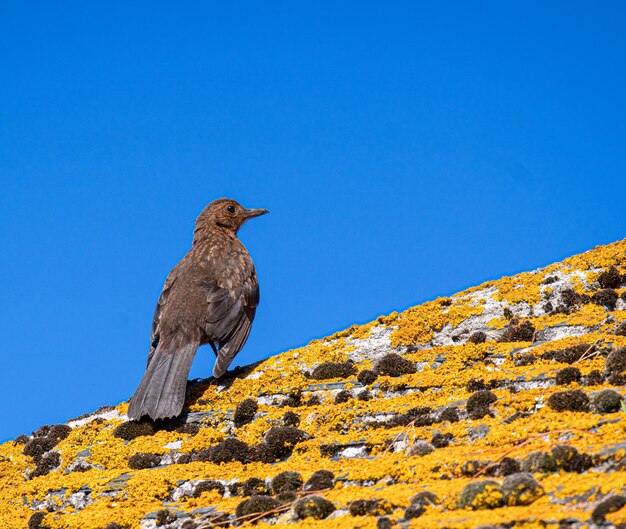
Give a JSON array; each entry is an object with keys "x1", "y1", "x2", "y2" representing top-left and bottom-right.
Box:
[{"x1": 1, "y1": 2, "x2": 625, "y2": 440}]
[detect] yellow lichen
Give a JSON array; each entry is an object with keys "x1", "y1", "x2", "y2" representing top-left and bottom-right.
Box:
[{"x1": 1, "y1": 238, "x2": 626, "y2": 528}]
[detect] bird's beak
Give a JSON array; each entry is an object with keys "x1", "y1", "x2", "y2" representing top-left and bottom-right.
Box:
[{"x1": 243, "y1": 208, "x2": 269, "y2": 219}]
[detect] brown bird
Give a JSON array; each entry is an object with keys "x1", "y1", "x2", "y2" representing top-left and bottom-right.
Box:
[{"x1": 127, "y1": 198, "x2": 268, "y2": 421}]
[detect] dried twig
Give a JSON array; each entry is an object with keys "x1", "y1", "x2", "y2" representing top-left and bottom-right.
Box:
[
  {"x1": 472, "y1": 438, "x2": 533, "y2": 478},
  {"x1": 383, "y1": 418, "x2": 418, "y2": 455},
  {"x1": 471, "y1": 428, "x2": 595, "y2": 478},
  {"x1": 576, "y1": 340, "x2": 604, "y2": 364}
]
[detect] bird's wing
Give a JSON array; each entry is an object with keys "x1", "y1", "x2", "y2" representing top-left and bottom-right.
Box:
[
  {"x1": 146, "y1": 272, "x2": 178, "y2": 368},
  {"x1": 204, "y1": 268, "x2": 259, "y2": 378}
]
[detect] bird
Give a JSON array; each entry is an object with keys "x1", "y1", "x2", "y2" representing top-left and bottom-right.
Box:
[{"x1": 127, "y1": 198, "x2": 268, "y2": 421}]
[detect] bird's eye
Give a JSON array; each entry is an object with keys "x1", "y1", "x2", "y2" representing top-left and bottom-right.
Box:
[{"x1": 226, "y1": 204, "x2": 236, "y2": 214}]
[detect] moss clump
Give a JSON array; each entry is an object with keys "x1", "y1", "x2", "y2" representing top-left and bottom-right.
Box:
[
  {"x1": 193, "y1": 480, "x2": 225, "y2": 497},
  {"x1": 310, "y1": 361, "x2": 356, "y2": 380},
  {"x1": 546, "y1": 390, "x2": 590, "y2": 412},
  {"x1": 553, "y1": 288, "x2": 590, "y2": 314},
  {"x1": 68, "y1": 460, "x2": 93, "y2": 473},
  {"x1": 468, "y1": 331, "x2": 487, "y2": 344},
  {"x1": 239, "y1": 477, "x2": 269, "y2": 497},
  {"x1": 501, "y1": 473, "x2": 544, "y2": 506},
  {"x1": 271, "y1": 471, "x2": 303, "y2": 494},
  {"x1": 382, "y1": 406, "x2": 434, "y2": 428},
  {"x1": 247, "y1": 444, "x2": 273, "y2": 463},
  {"x1": 471, "y1": 379, "x2": 501, "y2": 392},
  {"x1": 431, "y1": 433, "x2": 453, "y2": 448},
  {"x1": 605, "y1": 347, "x2": 626, "y2": 378},
  {"x1": 498, "y1": 319, "x2": 535, "y2": 343},
  {"x1": 334, "y1": 390, "x2": 350, "y2": 404},
  {"x1": 175, "y1": 423, "x2": 200, "y2": 435},
  {"x1": 281, "y1": 410, "x2": 300, "y2": 427},
  {"x1": 306, "y1": 395, "x2": 321, "y2": 406},
  {"x1": 349, "y1": 499, "x2": 391, "y2": 516},
  {"x1": 550, "y1": 445, "x2": 592, "y2": 473},
  {"x1": 194, "y1": 438, "x2": 249, "y2": 464},
  {"x1": 466, "y1": 378, "x2": 488, "y2": 392},
  {"x1": 28, "y1": 512, "x2": 50, "y2": 529},
  {"x1": 513, "y1": 353, "x2": 537, "y2": 367},
  {"x1": 357, "y1": 369, "x2": 378, "y2": 385},
  {"x1": 555, "y1": 366, "x2": 582, "y2": 385},
  {"x1": 23, "y1": 438, "x2": 56, "y2": 462},
  {"x1": 281, "y1": 389, "x2": 303, "y2": 408},
  {"x1": 233, "y1": 398, "x2": 258, "y2": 427},
  {"x1": 404, "y1": 502, "x2": 425, "y2": 519},
  {"x1": 235, "y1": 495, "x2": 280, "y2": 519},
  {"x1": 522, "y1": 451, "x2": 558, "y2": 473},
  {"x1": 591, "y1": 494, "x2": 626, "y2": 523},
  {"x1": 458, "y1": 480, "x2": 504, "y2": 510},
  {"x1": 175, "y1": 453, "x2": 191, "y2": 464},
  {"x1": 439, "y1": 407, "x2": 460, "y2": 423},
  {"x1": 598, "y1": 266, "x2": 624, "y2": 288},
  {"x1": 294, "y1": 495, "x2": 335, "y2": 519},
  {"x1": 33, "y1": 424, "x2": 71, "y2": 439},
  {"x1": 304, "y1": 470, "x2": 335, "y2": 491},
  {"x1": 276, "y1": 491, "x2": 297, "y2": 504},
  {"x1": 374, "y1": 353, "x2": 417, "y2": 377},
  {"x1": 542, "y1": 344, "x2": 592, "y2": 364},
  {"x1": 128, "y1": 452, "x2": 161, "y2": 470},
  {"x1": 24, "y1": 424, "x2": 72, "y2": 466},
  {"x1": 14, "y1": 434, "x2": 29, "y2": 444},
  {"x1": 262, "y1": 427, "x2": 309, "y2": 460},
  {"x1": 113, "y1": 420, "x2": 155, "y2": 440},
  {"x1": 410, "y1": 491, "x2": 439, "y2": 505},
  {"x1": 521, "y1": 446, "x2": 591, "y2": 474},
  {"x1": 608, "y1": 268, "x2": 626, "y2": 287},
  {"x1": 377, "y1": 517, "x2": 393, "y2": 529},
  {"x1": 30, "y1": 450, "x2": 60, "y2": 478},
  {"x1": 591, "y1": 289, "x2": 618, "y2": 310},
  {"x1": 155, "y1": 509, "x2": 176, "y2": 526},
  {"x1": 357, "y1": 389, "x2": 372, "y2": 401},
  {"x1": 593, "y1": 389, "x2": 623, "y2": 413},
  {"x1": 493, "y1": 457, "x2": 521, "y2": 477},
  {"x1": 461, "y1": 460, "x2": 487, "y2": 477},
  {"x1": 466, "y1": 390, "x2": 497, "y2": 419},
  {"x1": 407, "y1": 441, "x2": 435, "y2": 457},
  {"x1": 585, "y1": 370, "x2": 605, "y2": 385}
]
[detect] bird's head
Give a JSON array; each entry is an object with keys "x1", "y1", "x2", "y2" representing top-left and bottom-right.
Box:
[{"x1": 194, "y1": 198, "x2": 269, "y2": 240}]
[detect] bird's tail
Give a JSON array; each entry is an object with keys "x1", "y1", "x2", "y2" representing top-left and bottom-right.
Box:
[{"x1": 127, "y1": 341, "x2": 198, "y2": 421}]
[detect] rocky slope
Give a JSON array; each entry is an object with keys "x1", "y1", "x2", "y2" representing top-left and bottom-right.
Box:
[{"x1": 2, "y1": 239, "x2": 626, "y2": 529}]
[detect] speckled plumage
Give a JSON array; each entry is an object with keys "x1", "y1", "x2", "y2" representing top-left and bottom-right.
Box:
[{"x1": 127, "y1": 198, "x2": 268, "y2": 421}]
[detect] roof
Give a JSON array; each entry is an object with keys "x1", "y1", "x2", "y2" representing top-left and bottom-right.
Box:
[{"x1": 2, "y1": 238, "x2": 626, "y2": 529}]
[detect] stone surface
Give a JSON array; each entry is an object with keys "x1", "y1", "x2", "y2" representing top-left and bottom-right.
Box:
[{"x1": 2, "y1": 238, "x2": 626, "y2": 528}]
